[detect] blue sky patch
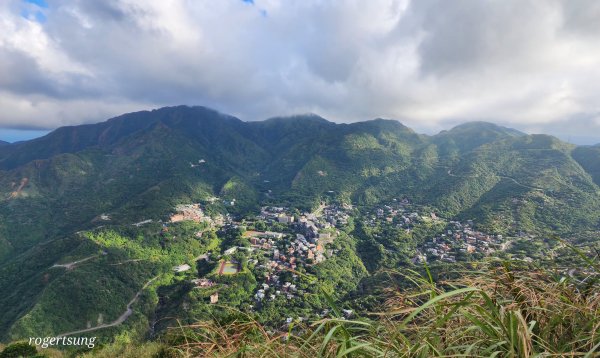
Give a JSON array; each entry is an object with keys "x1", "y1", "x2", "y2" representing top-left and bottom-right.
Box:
[
  {"x1": 24, "y1": 0, "x2": 48, "y2": 8},
  {"x1": 21, "y1": 0, "x2": 48, "y2": 23},
  {"x1": 21, "y1": 8, "x2": 46, "y2": 23},
  {"x1": 0, "y1": 129, "x2": 50, "y2": 143}
]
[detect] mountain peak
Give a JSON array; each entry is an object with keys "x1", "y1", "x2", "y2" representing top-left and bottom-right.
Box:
[
  {"x1": 108, "y1": 105, "x2": 240, "y2": 125},
  {"x1": 262, "y1": 113, "x2": 332, "y2": 125},
  {"x1": 446, "y1": 121, "x2": 524, "y2": 136},
  {"x1": 365, "y1": 118, "x2": 412, "y2": 130},
  {"x1": 0, "y1": 140, "x2": 8, "y2": 146},
  {"x1": 345, "y1": 118, "x2": 417, "y2": 139},
  {"x1": 0, "y1": 105, "x2": 245, "y2": 170},
  {"x1": 432, "y1": 121, "x2": 525, "y2": 153}
]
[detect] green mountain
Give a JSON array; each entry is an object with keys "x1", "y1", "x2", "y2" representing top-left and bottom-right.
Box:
[
  {"x1": 0, "y1": 106, "x2": 598, "y2": 342},
  {"x1": 432, "y1": 121, "x2": 525, "y2": 154},
  {"x1": 572, "y1": 144, "x2": 600, "y2": 186}
]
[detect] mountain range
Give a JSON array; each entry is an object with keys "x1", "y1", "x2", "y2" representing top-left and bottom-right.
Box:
[{"x1": 0, "y1": 105, "x2": 598, "y2": 341}]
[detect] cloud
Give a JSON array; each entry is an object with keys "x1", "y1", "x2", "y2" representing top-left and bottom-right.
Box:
[{"x1": 0, "y1": 0, "x2": 599, "y2": 143}]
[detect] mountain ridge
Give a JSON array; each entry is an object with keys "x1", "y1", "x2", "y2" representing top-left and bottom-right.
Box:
[
  {"x1": 0, "y1": 105, "x2": 598, "y2": 341},
  {"x1": 0, "y1": 106, "x2": 545, "y2": 171},
  {"x1": 0, "y1": 106, "x2": 596, "y2": 259}
]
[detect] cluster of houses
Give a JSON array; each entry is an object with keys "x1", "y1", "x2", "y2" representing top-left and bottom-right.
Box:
[
  {"x1": 243, "y1": 232, "x2": 328, "y2": 302},
  {"x1": 177, "y1": 204, "x2": 347, "y2": 307},
  {"x1": 415, "y1": 221, "x2": 504, "y2": 263},
  {"x1": 321, "y1": 204, "x2": 352, "y2": 227},
  {"x1": 364, "y1": 198, "x2": 426, "y2": 230},
  {"x1": 241, "y1": 205, "x2": 353, "y2": 303},
  {"x1": 254, "y1": 277, "x2": 300, "y2": 302},
  {"x1": 361, "y1": 198, "x2": 507, "y2": 265},
  {"x1": 259, "y1": 206, "x2": 292, "y2": 223},
  {"x1": 170, "y1": 204, "x2": 213, "y2": 223},
  {"x1": 259, "y1": 205, "x2": 350, "y2": 240},
  {"x1": 170, "y1": 199, "x2": 511, "y2": 327},
  {"x1": 272, "y1": 233, "x2": 326, "y2": 266},
  {"x1": 158, "y1": 202, "x2": 353, "y2": 312},
  {"x1": 167, "y1": 203, "x2": 231, "y2": 234}
]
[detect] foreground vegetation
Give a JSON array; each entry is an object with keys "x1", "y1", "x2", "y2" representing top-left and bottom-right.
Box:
[
  {"x1": 1, "y1": 107, "x2": 599, "y2": 357},
  {"x1": 3, "y1": 253, "x2": 593, "y2": 357},
  {"x1": 153, "y1": 260, "x2": 598, "y2": 357},
  {"x1": 2, "y1": 107, "x2": 600, "y2": 342}
]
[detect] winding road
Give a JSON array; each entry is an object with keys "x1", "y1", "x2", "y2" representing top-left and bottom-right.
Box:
[
  {"x1": 496, "y1": 174, "x2": 545, "y2": 192},
  {"x1": 56, "y1": 276, "x2": 158, "y2": 337},
  {"x1": 446, "y1": 168, "x2": 545, "y2": 192}
]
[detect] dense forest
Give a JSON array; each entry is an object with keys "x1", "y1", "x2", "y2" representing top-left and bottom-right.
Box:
[{"x1": 0, "y1": 106, "x2": 598, "y2": 357}]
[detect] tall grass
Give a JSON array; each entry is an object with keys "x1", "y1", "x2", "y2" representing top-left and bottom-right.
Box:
[{"x1": 160, "y1": 255, "x2": 599, "y2": 357}]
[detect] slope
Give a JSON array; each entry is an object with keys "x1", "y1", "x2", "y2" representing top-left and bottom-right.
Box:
[{"x1": 0, "y1": 107, "x2": 599, "y2": 341}]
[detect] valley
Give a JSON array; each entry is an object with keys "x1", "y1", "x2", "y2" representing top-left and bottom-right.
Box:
[{"x1": 0, "y1": 106, "x2": 598, "y2": 352}]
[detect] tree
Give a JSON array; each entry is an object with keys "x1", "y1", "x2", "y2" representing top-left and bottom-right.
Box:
[
  {"x1": 0, "y1": 342, "x2": 41, "y2": 358},
  {"x1": 255, "y1": 220, "x2": 267, "y2": 231},
  {"x1": 197, "y1": 258, "x2": 216, "y2": 277}
]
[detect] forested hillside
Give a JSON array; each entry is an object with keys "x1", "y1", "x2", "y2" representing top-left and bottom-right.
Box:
[{"x1": 0, "y1": 106, "x2": 598, "y2": 347}]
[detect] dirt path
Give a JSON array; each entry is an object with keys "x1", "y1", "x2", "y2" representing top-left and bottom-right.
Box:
[
  {"x1": 447, "y1": 169, "x2": 480, "y2": 178},
  {"x1": 496, "y1": 175, "x2": 544, "y2": 192},
  {"x1": 109, "y1": 258, "x2": 146, "y2": 266},
  {"x1": 446, "y1": 168, "x2": 544, "y2": 192},
  {"x1": 311, "y1": 202, "x2": 326, "y2": 216},
  {"x1": 500, "y1": 240, "x2": 513, "y2": 251},
  {"x1": 56, "y1": 276, "x2": 158, "y2": 337},
  {"x1": 51, "y1": 255, "x2": 99, "y2": 270},
  {"x1": 9, "y1": 177, "x2": 28, "y2": 199}
]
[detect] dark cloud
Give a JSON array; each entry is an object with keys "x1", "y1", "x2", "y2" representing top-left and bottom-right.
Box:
[
  {"x1": 0, "y1": 46, "x2": 100, "y2": 102},
  {"x1": 560, "y1": 0, "x2": 600, "y2": 38},
  {"x1": 411, "y1": 0, "x2": 558, "y2": 76},
  {"x1": 0, "y1": 0, "x2": 599, "y2": 144},
  {"x1": 0, "y1": 47, "x2": 57, "y2": 96}
]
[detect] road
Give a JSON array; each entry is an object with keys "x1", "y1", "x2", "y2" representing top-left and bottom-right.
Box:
[
  {"x1": 109, "y1": 258, "x2": 146, "y2": 266},
  {"x1": 51, "y1": 255, "x2": 98, "y2": 270},
  {"x1": 311, "y1": 202, "x2": 326, "y2": 216},
  {"x1": 446, "y1": 169, "x2": 544, "y2": 192},
  {"x1": 496, "y1": 174, "x2": 544, "y2": 192},
  {"x1": 56, "y1": 276, "x2": 158, "y2": 337}
]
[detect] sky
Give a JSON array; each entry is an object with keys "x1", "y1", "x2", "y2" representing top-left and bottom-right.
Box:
[{"x1": 1, "y1": 0, "x2": 600, "y2": 144}]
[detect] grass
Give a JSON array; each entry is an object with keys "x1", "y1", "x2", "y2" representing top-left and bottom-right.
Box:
[
  {"x1": 157, "y1": 255, "x2": 599, "y2": 357},
  {"x1": 4, "y1": 248, "x2": 598, "y2": 357}
]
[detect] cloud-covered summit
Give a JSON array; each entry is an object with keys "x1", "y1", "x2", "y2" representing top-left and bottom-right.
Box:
[{"x1": 1, "y1": 0, "x2": 600, "y2": 143}]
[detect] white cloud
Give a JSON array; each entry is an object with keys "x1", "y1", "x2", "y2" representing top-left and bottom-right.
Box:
[{"x1": 0, "y1": 0, "x2": 600, "y2": 143}]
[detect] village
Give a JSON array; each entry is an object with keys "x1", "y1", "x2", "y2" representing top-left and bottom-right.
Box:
[
  {"x1": 172, "y1": 196, "x2": 510, "y2": 290},
  {"x1": 360, "y1": 197, "x2": 506, "y2": 264},
  {"x1": 168, "y1": 200, "x2": 353, "y2": 309},
  {"x1": 163, "y1": 194, "x2": 518, "y2": 329},
  {"x1": 415, "y1": 221, "x2": 504, "y2": 264},
  {"x1": 128, "y1": 195, "x2": 593, "y2": 351}
]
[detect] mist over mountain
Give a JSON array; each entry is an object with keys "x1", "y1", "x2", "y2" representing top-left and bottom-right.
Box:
[
  {"x1": 2, "y1": 0, "x2": 600, "y2": 353},
  {"x1": 0, "y1": 105, "x2": 598, "y2": 344},
  {"x1": 1, "y1": 105, "x2": 598, "y2": 245}
]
